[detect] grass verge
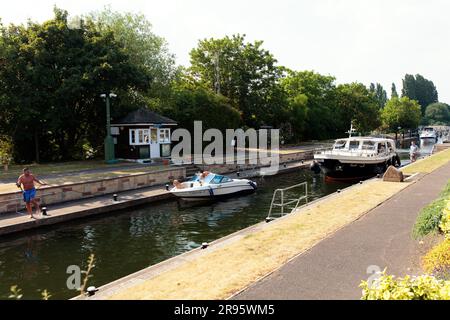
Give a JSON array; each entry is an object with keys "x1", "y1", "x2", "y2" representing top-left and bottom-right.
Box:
[
  {"x1": 412, "y1": 180, "x2": 450, "y2": 239},
  {"x1": 402, "y1": 148, "x2": 450, "y2": 175}
]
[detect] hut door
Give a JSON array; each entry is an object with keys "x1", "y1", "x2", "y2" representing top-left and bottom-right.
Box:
[{"x1": 150, "y1": 128, "x2": 160, "y2": 158}]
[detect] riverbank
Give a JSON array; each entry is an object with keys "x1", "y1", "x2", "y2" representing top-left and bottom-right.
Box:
[{"x1": 81, "y1": 147, "x2": 450, "y2": 300}]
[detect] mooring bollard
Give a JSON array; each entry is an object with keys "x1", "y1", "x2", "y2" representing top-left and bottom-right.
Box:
[
  {"x1": 86, "y1": 286, "x2": 98, "y2": 297},
  {"x1": 201, "y1": 242, "x2": 209, "y2": 249},
  {"x1": 42, "y1": 207, "x2": 48, "y2": 216},
  {"x1": 113, "y1": 194, "x2": 118, "y2": 202},
  {"x1": 165, "y1": 184, "x2": 170, "y2": 191},
  {"x1": 237, "y1": 171, "x2": 240, "y2": 177}
]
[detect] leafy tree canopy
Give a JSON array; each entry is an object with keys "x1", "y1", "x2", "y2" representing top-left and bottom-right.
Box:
[
  {"x1": 424, "y1": 102, "x2": 450, "y2": 126},
  {"x1": 88, "y1": 6, "x2": 178, "y2": 108},
  {"x1": 381, "y1": 96, "x2": 422, "y2": 131},
  {"x1": 401, "y1": 74, "x2": 438, "y2": 114},
  {"x1": 0, "y1": 7, "x2": 150, "y2": 162},
  {"x1": 188, "y1": 34, "x2": 285, "y2": 128},
  {"x1": 336, "y1": 82, "x2": 381, "y2": 134}
]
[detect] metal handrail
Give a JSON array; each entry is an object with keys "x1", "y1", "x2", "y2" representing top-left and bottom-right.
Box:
[{"x1": 266, "y1": 182, "x2": 308, "y2": 220}]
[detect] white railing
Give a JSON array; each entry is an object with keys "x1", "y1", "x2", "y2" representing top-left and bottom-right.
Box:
[
  {"x1": 315, "y1": 148, "x2": 392, "y2": 158},
  {"x1": 266, "y1": 182, "x2": 308, "y2": 221}
]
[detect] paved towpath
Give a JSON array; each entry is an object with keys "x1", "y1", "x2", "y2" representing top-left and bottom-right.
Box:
[{"x1": 235, "y1": 162, "x2": 450, "y2": 300}]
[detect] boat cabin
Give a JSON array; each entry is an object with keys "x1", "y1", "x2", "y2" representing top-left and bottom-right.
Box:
[
  {"x1": 331, "y1": 138, "x2": 396, "y2": 155},
  {"x1": 111, "y1": 108, "x2": 177, "y2": 162}
]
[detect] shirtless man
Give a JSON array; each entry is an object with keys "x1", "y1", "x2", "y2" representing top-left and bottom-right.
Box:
[{"x1": 16, "y1": 168, "x2": 47, "y2": 218}]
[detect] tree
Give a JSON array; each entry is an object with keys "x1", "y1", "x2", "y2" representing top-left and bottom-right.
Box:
[
  {"x1": 424, "y1": 103, "x2": 450, "y2": 125},
  {"x1": 336, "y1": 82, "x2": 380, "y2": 132},
  {"x1": 0, "y1": 135, "x2": 13, "y2": 170},
  {"x1": 391, "y1": 83, "x2": 398, "y2": 98},
  {"x1": 88, "y1": 7, "x2": 178, "y2": 109},
  {"x1": 401, "y1": 74, "x2": 438, "y2": 114},
  {"x1": 336, "y1": 83, "x2": 381, "y2": 133},
  {"x1": 163, "y1": 85, "x2": 241, "y2": 133},
  {"x1": 0, "y1": 8, "x2": 150, "y2": 162},
  {"x1": 381, "y1": 97, "x2": 422, "y2": 132},
  {"x1": 369, "y1": 83, "x2": 388, "y2": 109},
  {"x1": 188, "y1": 34, "x2": 285, "y2": 128},
  {"x1": 281, "y1": 70, "x2": 337, "y2": 140}
]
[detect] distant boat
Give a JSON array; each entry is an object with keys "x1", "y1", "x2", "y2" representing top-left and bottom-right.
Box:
[
  {"x1": 420, "y1": 127, "x2": 437, "y2": 140},
  {"x1": 170, "y1": 172, "x2": 257, "y2": 200},
  {"x1": 314, "y1": 137, "x2": 400, "y2": 181}
]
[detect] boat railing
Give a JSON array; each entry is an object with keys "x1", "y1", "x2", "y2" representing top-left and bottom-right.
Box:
[
  {"x1": 315, "y1": 148, "x2": 392, "y2": 157},
  {"x1": 266, "y1": 182, "x2": 308, "y2": 221}
]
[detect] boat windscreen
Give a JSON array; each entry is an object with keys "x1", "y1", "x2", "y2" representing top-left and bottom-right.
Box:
[
  {"x1": 203, "y1": 174, "x2": 215, "y2": 184},
  {"x1": 334, "y1": 140, "x2": 346, "y2": 149},
  {"x1": 362, "y1": 141, "x2": 376, "y2": 150},
  {"x1": 210, "y1": 175, "x2": 224, "y2": 184},
  {"x1": 190, "y1": 175, "x2": 200, "y2": 182}
]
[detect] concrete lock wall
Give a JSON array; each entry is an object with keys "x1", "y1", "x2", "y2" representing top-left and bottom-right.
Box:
[
  {"x1": 197, "y1": 150, "x2": 314, "y2": 174},
  {"x1": 0, "y1": 167, "x2": 185, "y2": 214}
]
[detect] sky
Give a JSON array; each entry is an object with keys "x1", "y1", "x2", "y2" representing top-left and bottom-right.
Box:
[{"x1": 1, "y1": 0, "x2": 449, "y2": 102}]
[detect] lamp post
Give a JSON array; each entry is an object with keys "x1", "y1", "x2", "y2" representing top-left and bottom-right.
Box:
[{"x1": 100, "y1": 93, "x2": 117, "y2": 164}]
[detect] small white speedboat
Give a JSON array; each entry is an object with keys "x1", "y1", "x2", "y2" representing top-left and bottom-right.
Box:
[
  {"x1": 420, "y1": 127, "x2": 437, "y2": 140},
  {"x1": 170, "y1": 173, "x2": 257, "y2": 200}
]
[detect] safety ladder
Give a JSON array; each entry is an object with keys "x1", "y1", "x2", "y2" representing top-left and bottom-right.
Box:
[{"x1": 266, "y1": 182, "x2": 308, "y2": 222}]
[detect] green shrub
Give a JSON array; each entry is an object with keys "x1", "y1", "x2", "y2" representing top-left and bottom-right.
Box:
[
  {"x1": 423, "y1": 239, "x2": 450, "y2": 280},
  {"x1": 412, "y1": 180, "x2": 450, "y2": 239},
  {"x1": 360, "y1": 272, "x2": 450, "y2": 300},
  {"x1": 413, "y1": 198, "x2": 446, "y2": 239},
  {"x1": 439, "y1": 202, "x2": 450, "y2": 237}
]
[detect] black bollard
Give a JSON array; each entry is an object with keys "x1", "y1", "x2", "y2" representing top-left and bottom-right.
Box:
[
  {"x1": 113, "y1": 194, "x2": 118, "y2": 202},
  {"x1": 42, "y1": 207, "x2": 48, "y2": 216}
]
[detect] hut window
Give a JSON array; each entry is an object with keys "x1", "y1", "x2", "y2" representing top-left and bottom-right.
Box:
[
  {"x1": 159, "y1": 128, "x2": 171, "y2": 143},
  {"x1": 130, "y1": 129, "x2": 150, "y2": 145},
  {"x1": 130, "y1": 130, "x2": 136, "y2": 144}
]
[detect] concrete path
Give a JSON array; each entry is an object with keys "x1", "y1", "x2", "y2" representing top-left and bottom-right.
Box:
[{"x1": 234, "y1": 162, "x2": 450, "y2": 300}]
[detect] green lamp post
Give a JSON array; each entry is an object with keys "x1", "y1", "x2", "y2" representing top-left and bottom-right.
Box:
[{"x1": 100, "y1": 93, "x2": 117, "y2": 164}]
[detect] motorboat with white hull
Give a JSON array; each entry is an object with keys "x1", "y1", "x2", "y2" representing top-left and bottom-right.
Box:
[
  {"x1": 313, "y1": 137, "x2": 400, "y2": 181},
  {"x1": 170, "y1": 173, "x2": 257, "y2": 200},
  {"x1": 420, "y1": 127, "x2": 437, "y2": 140}
]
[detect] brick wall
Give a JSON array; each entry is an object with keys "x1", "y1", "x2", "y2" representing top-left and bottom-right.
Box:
[{"x1": 0, "y1": 167, "x2": 185, "y2": 214}]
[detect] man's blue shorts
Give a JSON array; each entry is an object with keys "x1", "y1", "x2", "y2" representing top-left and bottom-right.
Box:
[{"x1": 23, "y1": 188, "x2": 36, "y2": 203}]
